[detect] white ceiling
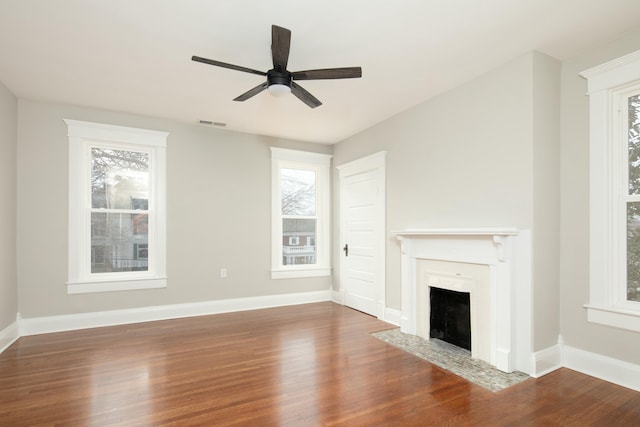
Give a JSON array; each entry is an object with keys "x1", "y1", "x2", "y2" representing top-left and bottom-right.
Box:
[{"x1": 1, "y1": 1, "x2": 640, "y2": 144}]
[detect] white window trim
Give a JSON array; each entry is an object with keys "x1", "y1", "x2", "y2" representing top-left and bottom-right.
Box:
[
  {"x1": 581, "y1": 49, "x2": 640, "y2": 332},
  {"x1": 65, "y1": 119, "x2": 168, "y2": 294},
  {"x1": 270, "y1": 147, "x2": 332, "y2": 279}
]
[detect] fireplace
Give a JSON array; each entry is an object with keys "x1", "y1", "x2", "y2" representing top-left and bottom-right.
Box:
[
  {"x1": 430, "y1": 287, "x2": 471, "y2": 350},
  {"x1": 393, "y1": 228, "x2": 532, "y2": 374}
]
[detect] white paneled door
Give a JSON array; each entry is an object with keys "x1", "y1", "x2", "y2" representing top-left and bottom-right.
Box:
[{"x1": 338, "y1": 152, "x2": 386, "y2": 318}]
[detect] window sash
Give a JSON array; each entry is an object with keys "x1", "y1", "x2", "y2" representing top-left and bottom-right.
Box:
[
  {"x1": 278, "y1": 163, "x2": 322, "y2": 268},
  {"x1": 66, "y1": 119, "x2": 167, "y2": 293},
  {"x1": 270, "y1": 147, "x2": 331, "y2": 279},
  {"x1": 88, "y1": 144, "x2": 155, "y2": 277}
]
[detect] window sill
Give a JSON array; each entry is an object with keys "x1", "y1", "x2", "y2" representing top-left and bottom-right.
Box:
[
  {"x1": 67, "y1": 277, "x2": 167, "y2": 294},
  {"x1": 585, "y1": 304, "x2": 640, "y2": 332},
  {"x1": 271, "y1": 268, "x2": 331, "y2": 280}
]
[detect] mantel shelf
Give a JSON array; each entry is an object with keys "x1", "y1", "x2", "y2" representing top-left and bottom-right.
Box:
[{"x1": 391, "y1": 228, "x2": 519, "y2": 237}]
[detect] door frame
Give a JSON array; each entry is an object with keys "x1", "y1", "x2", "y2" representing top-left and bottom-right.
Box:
[{"x1": 337, "y1": 151, "x2": 386, "y2": 318}]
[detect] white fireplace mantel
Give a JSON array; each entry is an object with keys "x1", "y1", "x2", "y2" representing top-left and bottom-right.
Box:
[
  {"x1": 393, "y1": 228, "x2": 519, "y2": 236},
  {"x1": 392, "y1": 228, "x2": 532, "y2": 374}
]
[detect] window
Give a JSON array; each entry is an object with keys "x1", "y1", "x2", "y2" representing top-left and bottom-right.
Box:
[
  {"x1": 288, "y1": 236, "x2": 300, "y2": 246},
  {"x1": 66, "y1": 119, "x2": 168, "y2": 294},
  {"x1": 581, "y1": 49, "x2": 640, "y2": 331},
  {"x1": 271, "y1": 147, "x2": 331, "y2": 279}
]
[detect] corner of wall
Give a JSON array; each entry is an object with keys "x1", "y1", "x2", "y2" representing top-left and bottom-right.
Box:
[
  {"x1": 0, "y1": 315, "x2": 20, "y2": 353},
  {"x1": 0, "y1": 79, "x2": 18, "y2": 334},
  {"x1": 530, "y1": 334, "x2": 563, "y2": 378}
]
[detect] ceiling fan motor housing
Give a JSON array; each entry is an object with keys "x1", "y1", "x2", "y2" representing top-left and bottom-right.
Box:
[{"x1": 267, "y1": 69, "x2": 291, "y2": 88}]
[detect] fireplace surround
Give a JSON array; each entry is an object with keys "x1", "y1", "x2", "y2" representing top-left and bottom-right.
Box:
[{"x1": 393, "y1": 228, "x2": 532, "y2": 374}]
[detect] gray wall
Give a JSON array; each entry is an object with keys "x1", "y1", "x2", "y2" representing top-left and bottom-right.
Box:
[
  {"x1": 532, "y1": 53, "x2": 561, "y2": 351},
  {"x1": 560, "y1": 28, "x2": 640, "y2": 365},
  {"x1": 0, "y1": 81, "x2": 17, "y2": 330},
  {"x1": 16, "y1": 100, "x2": 331, "y2": 318},
  {"x1": 332, "y1": 52, "x2": 562, "y2": 352}
]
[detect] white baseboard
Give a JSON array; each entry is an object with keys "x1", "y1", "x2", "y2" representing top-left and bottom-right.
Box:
[
  {"x1": 531, "y1": 343, "x2": 562, "y2": 378},
  {"x1": 383, "y1": 307, "x2": 401, "y2": 326},
  {"x1": 0, "y1": 321, "x2": 20, "y2": 353},
  {"x1": 19, "y1": 290, "x2": 331, "y2": 336},
  {"x1": 563, "y1": 344, "x2": 640, "y2": 392}
]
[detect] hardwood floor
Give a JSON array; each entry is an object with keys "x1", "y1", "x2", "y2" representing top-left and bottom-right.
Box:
[{"x1": 1, "y1": 302, "x2": 639, "y2": 426}]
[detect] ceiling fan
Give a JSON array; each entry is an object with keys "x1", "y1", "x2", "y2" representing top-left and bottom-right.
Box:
[{"x1": 192, "y1": 25, "x2": 362, "y2": 108}]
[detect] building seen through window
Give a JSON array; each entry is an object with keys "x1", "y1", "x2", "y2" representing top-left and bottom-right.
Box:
[{"x1": 281, "y1": 168, "x2": 317, "y2": 266}]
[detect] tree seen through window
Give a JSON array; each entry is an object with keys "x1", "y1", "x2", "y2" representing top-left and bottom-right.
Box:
[{"x1": 627, "y1": 94, "x2": 640, "y2": 302}]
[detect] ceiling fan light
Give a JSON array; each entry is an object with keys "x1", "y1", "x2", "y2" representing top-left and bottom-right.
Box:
[{"x1": 267, "y1": 83, "x2": 291, "y2": 97}]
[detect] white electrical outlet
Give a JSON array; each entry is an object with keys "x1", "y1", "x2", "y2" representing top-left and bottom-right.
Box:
[{"x1": 220, "y1": 268, "x2": 228, "y2": 278}]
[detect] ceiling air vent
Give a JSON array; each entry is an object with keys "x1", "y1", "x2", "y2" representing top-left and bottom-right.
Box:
[{"x1": 198, "y1": 120, "x2": 226, "y2": 127}]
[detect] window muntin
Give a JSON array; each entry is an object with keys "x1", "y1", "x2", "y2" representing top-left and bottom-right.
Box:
[
  {"x1": 270, "y1": 148, "x2": 331, "y2": 279},
  {"x1": 66, "y1": 119, "x2": 167, "y2": 294}
]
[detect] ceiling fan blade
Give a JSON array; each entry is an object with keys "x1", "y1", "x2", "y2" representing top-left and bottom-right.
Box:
[
  {"x1": 290, "y1": 81, "x2": 322, "y2": 108},
  {"x1": 271, "y1": 25, "x2": 291, "y2": 72},
  {"x1": 192, "y1": 56, "x2": 266, "y2": 77},
  {"x1": 233, "y1": 82, "x2": 269, "y2": 102},
  {"x1": 291, "y1": 67, "x2": 362, "y2": 80}
]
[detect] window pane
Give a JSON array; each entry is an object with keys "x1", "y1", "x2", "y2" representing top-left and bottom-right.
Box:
[
  {"x1": 628, "y1": 94, "x2": 640, "y2": 195},
  {"x1": 281, "y1": 168, "x2": 316, "y2": 215},
  {"x1": 91, "y1": 212, "x2": 149, "y2": 273},
  {"x1": 628, "y1": 94, "x2": 640, "y2": 302},
  {"x1": 627, "y1": 202, "x2": 640, "y2": 302},
  {"x1": 282, "y1": 218, "x2": 316, "y2": 265},
  {"x1": 91, "y1": 148, "x2": 149, "y2": 209}
]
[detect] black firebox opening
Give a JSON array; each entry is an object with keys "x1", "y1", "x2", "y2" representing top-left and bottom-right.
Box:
[{"x1": 430, "y1": 287, "x2": 471, "y2": 351}]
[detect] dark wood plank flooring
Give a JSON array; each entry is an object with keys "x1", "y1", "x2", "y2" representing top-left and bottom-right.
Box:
[{"x1": 1, "y1": 302, "x2": 639, "y2": 426}]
